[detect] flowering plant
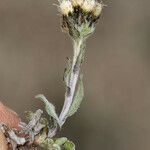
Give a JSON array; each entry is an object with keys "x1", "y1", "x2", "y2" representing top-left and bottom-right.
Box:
[{"x1": 0, "y1": 0, "x2": 104, "y2": 149}]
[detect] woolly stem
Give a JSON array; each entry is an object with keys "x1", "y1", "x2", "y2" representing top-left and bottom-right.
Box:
[{"x1": 59, "y1": 38, "x2": 83, "y2": 126}]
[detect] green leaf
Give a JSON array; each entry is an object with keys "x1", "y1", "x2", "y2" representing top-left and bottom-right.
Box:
[
  {"x1": 79, "y1": 23, "x2": 95, "y2": 38},
  {"x1": 40, "y1": 117, "x2": 49, "y2": 127},
  {"x1": 55, "y1": 137, "x2": 68, "y2": 146},
  {"x1": 63, "y1": 140, "x2": 75, "y2": 150},
  {"x1": 79, "y1": 42, "x2": 86, "y2": 63},
  {"x1": 53, "y1": 144, "x2": 61, "y2": 150},
  {"x1": 41, "y1": 138, "x2": 54, "y2": 149},
  {"x1": 67, "y1": 16, "x2": 80, "y2": 39},
  {"x1": 64, "y1": 58, "x2": 72, "y2": 86},
  {"x1": 35, "y1": 94, "x2": 60, "y2": 126},
  {"x1": 74, "y1": 41, "x2": 86, "y2": 70},
  {"x1": 25, "y1": 111, "x2": 34, "y2": 122},
  {"x1": 68, "y1": 76, "x2": 84, "y2": 117},
  {"x1": 36, "y1": 132, "x2": 48, "y2": 145}
]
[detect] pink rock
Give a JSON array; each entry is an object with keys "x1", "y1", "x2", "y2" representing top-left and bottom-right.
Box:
[
  {"x1": 0, "y1": 102, "x2": 21, "y2": 129},
  {"x1": 0, "y1": 130, "x2": 8, "y2": 150}
]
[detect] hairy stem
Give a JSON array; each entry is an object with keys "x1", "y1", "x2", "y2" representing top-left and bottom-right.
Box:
[{"x1": 59, "y1": 38, "x2": 83, "y2": 126}]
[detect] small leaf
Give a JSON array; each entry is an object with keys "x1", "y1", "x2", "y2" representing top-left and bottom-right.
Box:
[
  {"x1": 53, "y1": 144, "x2": 61, "y2": 150},
  {"x1": 79, "y1": 42, "x2": 86, "y2": 63},
  {"x1": 63, "y1": 140, "x2": 75, "y2": 150},
  {"x1": 27, "y1": 109, "x2": 43, "y2": 130},
  {"x1": 68, "y1": 76, "x2": 84, "y2": 117},
  {"x1": 25, "y1": 111, "x2": 34, "y2": 122},
  {"x1": 74, "y1": 42, "x2": 86, "y2": 71},
  {"x1": 55, "y1": 137, "x2": 68, "y2": 146},
  {"x1": 35, "y1": 94, "x2": 60, "y2": 126},
  {"x1": 40, "y1": 117, "x2": 49, "y2": 127},
  {"x1": 36, "y1": 132, "x2": 47, "y2": 145},
  {"x1": 64, "y1": 58, "x2": 72, "y2": 86},
  {"x1": 42, "y1": 139, "x2": 54, "y2": 149},
  {"x1": 67, "y1": 16, "x2": 80, "y2": 39},
  {"x1": 79, "y1": 23, "x2": 95, "y2": 38}
]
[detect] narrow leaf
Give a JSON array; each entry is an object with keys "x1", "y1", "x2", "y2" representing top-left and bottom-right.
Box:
[
  {"x1": 68, "y1": 76, "x2": 84, "y2": 117},
  {"x1": 80, "y1": 42, "x2": 86, "y2": 63},
  {"x1": 74, "y1": 42, "x2": 86, "y2": 70},
  {"x1": 35, "y1": 94, "x2": 60, "y2": 126},
  {"x1": 64, "y1": 58, "x2": 72, "y2": 86}
]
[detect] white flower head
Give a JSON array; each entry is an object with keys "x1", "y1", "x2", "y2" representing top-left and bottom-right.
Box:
[
  {"x1": 60, "y1": 0, "x2": 104, "y2": 38},
  {"x1": 72, "y1": 0, "x2": 84, "y2": 6},
  {"x1": 81, "y1": 0, "x2": 96, "y2": 12},
  {"x1": 59, "y1": 0, "x2": 73, "y2": 15},
  {"x1": 93, "y1": 2, "x2": 104, "y2": 17}
]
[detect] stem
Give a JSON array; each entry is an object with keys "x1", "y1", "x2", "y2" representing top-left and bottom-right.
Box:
[{"x1": 59, "y1": 38, "x2": 83, "y2": 126}]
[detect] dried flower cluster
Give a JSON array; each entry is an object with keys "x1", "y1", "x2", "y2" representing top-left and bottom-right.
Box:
[{"x1": 59, "y1": 0, "x2": 104, "y2": 39}]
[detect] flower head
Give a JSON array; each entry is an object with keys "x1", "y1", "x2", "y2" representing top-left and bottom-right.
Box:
[{"x1": 58, "y1": 0, "x2": 104, "y2": 39}]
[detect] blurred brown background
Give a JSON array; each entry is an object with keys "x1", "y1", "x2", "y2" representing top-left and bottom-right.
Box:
[{"x1": 0, "y1": 0, "x2": 150, "y2": 149}]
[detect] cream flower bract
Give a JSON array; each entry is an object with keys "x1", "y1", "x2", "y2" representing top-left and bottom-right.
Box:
[
  {"x1": 93, "y1": 2, "x2": 104, "y2": 17},
  {"x1": 59, "y1": 0, "x2": 73, "y2": 15},
  {"x1": 81, "y1": 0, "x2": 96, "y2": 12},
  {"x1": 72, "y1": 0, "x2": 83, "y2": 7}
]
